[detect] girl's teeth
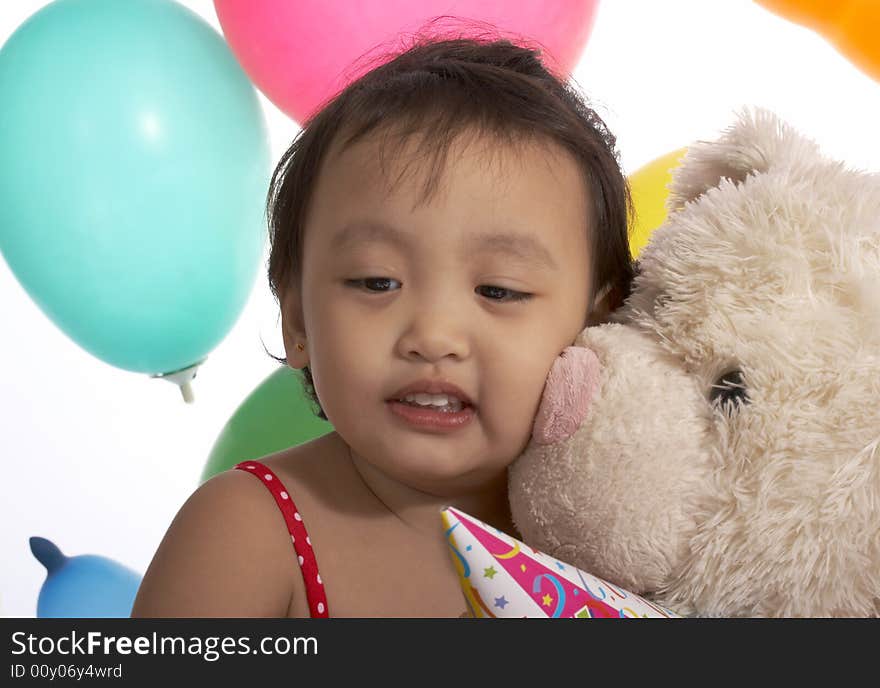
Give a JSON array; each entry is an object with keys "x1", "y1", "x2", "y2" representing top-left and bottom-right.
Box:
[{"x1": 400, "y1": 393, "x2": 464, "y2": 412}]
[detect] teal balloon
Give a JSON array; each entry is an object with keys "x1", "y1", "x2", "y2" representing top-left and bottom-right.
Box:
[
  {"x1": 0, "y1": 0, "x2": 270, "y2": 374},
  {"x1": 201, "y1": 366, "x2": 334, "y2": 482},
  {"x1": 30, "y1": 537, "x2": 142, "y2": 618}
]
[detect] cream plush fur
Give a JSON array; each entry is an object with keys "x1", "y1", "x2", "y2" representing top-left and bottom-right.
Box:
[{"x1": 509, "y1": 110, "x2": 880, "y2": 617}]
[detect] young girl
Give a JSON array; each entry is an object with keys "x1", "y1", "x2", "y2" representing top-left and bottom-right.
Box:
[{"x1": 132, "y1": 35, "x2": 634, "y2": 618}]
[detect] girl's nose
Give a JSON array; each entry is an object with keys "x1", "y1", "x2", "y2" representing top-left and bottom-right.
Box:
[
  {"x1": 395, "y1": 303, "x2": 470, "y2": 363},
  {"x1": 532, "y1": 345, "x2": 601, "y2": 445}
]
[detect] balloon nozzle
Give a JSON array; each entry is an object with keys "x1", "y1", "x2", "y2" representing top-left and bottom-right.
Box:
[{"x1": 151, "y1": 360, "x2": 205, "y2": 404}]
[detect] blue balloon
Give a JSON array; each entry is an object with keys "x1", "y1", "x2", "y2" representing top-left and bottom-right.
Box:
[
  {"x1": 0, "y1": 0, "x2": 270, "y2": 375},
  {"x1": 30, "y1": 537, "x2": 142, "y2": 618}
]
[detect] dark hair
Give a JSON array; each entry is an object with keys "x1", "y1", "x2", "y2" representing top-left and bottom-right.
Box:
[{"x1": 265, "y1": 27, "x2": 634, "y2": 420}]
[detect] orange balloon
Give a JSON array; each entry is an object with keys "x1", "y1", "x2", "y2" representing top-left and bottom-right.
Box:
[{"x1": 757, "y1": 0, "x2": 880, "y2": 82}]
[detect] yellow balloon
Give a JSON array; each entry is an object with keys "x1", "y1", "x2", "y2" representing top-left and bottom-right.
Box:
[{"x1": 627, "y1": 148, "x2": 686, "y2": 258}]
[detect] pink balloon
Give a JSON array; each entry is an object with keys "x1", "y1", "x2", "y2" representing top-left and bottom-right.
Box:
[{"x1": 214, "y1": 0, "x2": 599, "y2": 124}]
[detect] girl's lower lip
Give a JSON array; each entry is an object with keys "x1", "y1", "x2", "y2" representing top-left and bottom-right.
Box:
[{"x1": 386, "y1": 400, "x2": 476, "y2": 432}]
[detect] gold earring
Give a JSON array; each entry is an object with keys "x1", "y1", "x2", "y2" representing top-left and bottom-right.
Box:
[{"x1": 296, "y1": 342, "x2": 305, "y2": 351}]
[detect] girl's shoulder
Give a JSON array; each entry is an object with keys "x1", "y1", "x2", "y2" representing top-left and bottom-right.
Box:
[
  {"x1": 244, "y1": 432, "x2": 380, "y2": 617},
  {"x1": 255, "y1": 429, "x2": 383, "y2": 547},
  {"x1": 244, "y1": 431, "x2": 369, "y2": 540},
  {"x1": 132, "y1": 436, "x2": 354, "y2": 617},
  {"x1": 255, "y1": 430, "x2": 354, "y2": 501},
  {"x1": 132, "y1": 434, "x2": 346, "y2": 618},
  {"x1": 228, "y1": 433, "x2": 473, "y2": 618},
  {"x1": 131, "y1": 466, "x2": 298, "y2": 616}
]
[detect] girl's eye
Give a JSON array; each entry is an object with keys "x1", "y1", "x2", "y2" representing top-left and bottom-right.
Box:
[
  {"x1": 476, "y1": 285, "x2": 533, "y2": 303},
  {"x1": 345, "y1": 279, "x2": 532, "y2": 303},
  {"x1": 345, "y1": 277, "x2": 400, "y2": 293}
]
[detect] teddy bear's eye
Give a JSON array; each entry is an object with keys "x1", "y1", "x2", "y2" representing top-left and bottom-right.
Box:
[{"x1": 710, "y1": 369, "x2": 749, "y2": 409}]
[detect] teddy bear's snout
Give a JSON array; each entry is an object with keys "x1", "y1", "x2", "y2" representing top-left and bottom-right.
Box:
[{"x1": 532, "y1": 346, "x2": 601, "y2": 445}]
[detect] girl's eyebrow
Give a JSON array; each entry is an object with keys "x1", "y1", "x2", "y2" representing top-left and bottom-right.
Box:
[
  {"x1": 330, "y1": 220, "x2": 558, "y2": 270},
  {"x1": 472, "y1": 231, "x2": 558, "y2": 270}
]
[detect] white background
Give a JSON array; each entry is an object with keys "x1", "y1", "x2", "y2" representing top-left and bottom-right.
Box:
[{"x1": 3, "y1": 0, "x2": 880, "y2": 617}]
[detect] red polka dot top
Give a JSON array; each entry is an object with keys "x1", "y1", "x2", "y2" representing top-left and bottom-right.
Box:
[{"x1": 235, "y1": 460, "x2": 329, "y2": 618}]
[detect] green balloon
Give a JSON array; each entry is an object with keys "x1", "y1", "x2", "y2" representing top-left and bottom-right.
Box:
[{"x1": 201, "y1": 366, "x2": 334, "y2": 482}]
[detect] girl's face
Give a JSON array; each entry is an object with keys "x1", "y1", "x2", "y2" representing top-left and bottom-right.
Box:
[{"x1": 284, "y1": 131, "x2": 593, "y2": 496}]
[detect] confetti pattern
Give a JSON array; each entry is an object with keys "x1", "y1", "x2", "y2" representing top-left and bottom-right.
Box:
[{"x1": 442, "y1": 507, "x2": 679, "y2": 619}]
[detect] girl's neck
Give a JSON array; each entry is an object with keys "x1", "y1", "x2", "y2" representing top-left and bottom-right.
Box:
[{"x1": 344, "y1": 441, "x2": 521, "y2": 541}]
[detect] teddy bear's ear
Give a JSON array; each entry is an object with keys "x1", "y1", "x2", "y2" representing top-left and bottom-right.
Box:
[{"x1": 667, "y1": 108, "x2": 821, "y2": 212}]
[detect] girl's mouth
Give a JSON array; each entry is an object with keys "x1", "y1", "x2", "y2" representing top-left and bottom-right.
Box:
[{"x1": 386, "y1": 399, "x2": 476, "y2": 432}]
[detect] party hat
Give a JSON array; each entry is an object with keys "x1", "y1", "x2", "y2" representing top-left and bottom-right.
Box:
[{"x1": 441, "y1": 506, "x2": 680, "y2": 618}]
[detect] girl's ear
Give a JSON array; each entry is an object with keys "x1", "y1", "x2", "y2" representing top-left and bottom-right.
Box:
[{"x1": 280, "y1": 285, "x2": 309, "y2": 368}]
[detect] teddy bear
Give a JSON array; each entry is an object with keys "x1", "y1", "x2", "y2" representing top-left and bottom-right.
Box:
[{"x1": 508, "y1": 109, "x2": 880, "y2": 617}]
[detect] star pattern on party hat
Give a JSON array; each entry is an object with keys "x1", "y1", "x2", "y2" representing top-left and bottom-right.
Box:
[
  {"x1": 449, "y1": 507, "x2": 620, "y2": 618},
  {"x1": 441, "y1": 506, "x2": 681, "y2": 619}
]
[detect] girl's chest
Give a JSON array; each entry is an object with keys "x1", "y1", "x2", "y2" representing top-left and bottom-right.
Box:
[{"x1": 286, "y1": 515, "x2": 470, "y2": 618}]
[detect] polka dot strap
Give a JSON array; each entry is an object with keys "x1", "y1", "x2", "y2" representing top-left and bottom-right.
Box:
[{"x1": 235, "y1": 461, "x2": 329, "y2": 618}]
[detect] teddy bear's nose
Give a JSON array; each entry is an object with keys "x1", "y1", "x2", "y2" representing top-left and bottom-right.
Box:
[{"x1": 532, "y1": 346, "x2": 601, "y2": 445}]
